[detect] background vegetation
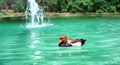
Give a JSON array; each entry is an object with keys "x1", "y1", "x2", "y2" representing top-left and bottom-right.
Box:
[{"x1": 0, "y1": 0, "x2": 120, "y2": 13}]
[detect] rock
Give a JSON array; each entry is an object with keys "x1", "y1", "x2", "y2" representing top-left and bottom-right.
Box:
[{"x1": 7, "y1": 9, "x2": 15, "y2": 13}]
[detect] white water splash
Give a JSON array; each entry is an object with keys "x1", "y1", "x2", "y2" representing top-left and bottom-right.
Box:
[{"x1": 25, "y1": 0, "x2": 53, "y2": 28}]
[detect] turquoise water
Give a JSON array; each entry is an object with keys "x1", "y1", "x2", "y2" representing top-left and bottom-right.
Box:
[{"x1": 0, "y1": 16, "x2": 120, "y2": 65}]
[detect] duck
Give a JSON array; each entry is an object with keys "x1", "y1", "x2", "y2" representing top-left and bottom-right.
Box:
[{"x1": 58, "y1": 35, "x2": 86, "y2": 47}]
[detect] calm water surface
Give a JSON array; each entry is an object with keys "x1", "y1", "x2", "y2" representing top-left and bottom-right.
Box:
[{"x1": 0, "y1": 16, "x2": 120, "y2": 65}]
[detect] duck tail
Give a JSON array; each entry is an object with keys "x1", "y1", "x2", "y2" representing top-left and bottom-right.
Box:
[{"x1": 80, "y1": 39, "x2": 86, "y2": 46}]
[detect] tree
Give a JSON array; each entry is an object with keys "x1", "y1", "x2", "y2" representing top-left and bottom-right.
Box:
[
  {"x1": 0, "y1": 0, "x2": 8, "y2": 12},
  {"x1": 11, "y1": 0, "x2": 27, "y2": 12},
  {"x1": 0, "y1": 0, "x2": 120, "y2": 13}
]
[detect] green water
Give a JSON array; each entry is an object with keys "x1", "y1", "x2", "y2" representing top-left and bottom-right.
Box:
[{"x1": 0, "y1": 16, "x2": 120, "y2": 65}]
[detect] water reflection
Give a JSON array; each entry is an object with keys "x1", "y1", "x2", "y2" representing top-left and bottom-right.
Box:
[
  {"x1": 58, "y1": 47, "x2": 82, "y2": 56},
  {"x1": 27, "y1": 28, "x2": 43, "y2": 64}
]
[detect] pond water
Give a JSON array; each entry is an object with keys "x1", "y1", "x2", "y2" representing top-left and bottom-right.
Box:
[{"x1": 0, "y1": 16, "x2": 120, "y2": 65}]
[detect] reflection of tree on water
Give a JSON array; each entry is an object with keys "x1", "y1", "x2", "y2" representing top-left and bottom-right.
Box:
[{"x1": 58, "y1": 47, "x2": 81, "y2": 56}]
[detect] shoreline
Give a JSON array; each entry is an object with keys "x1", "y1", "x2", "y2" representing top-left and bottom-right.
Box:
[
  {"x1": 0, "y1": 13, "x2": 25, "y2": 19},
  {"x1": 0, "y1": 12, "x2": 120, "y2": 19},
  {"x1": 45, "y1": 12, "x2": 120, "y2": 17}
]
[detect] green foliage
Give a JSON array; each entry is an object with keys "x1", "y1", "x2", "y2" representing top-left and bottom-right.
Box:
[
  {"x1": 0, "y1": 0, "x2": 6, "y2": 4},
  {"x1": 11, "y1": 0, "x2": 26, "y2": 12},
  {"x1": 0, "y1": 12, "x2": 19, "y2": 18},
  {"x1": 0, "y1": 0, "x2": 120, "y2": 13},
  {"x1": 0, "y1": 0, "x2": 7, "y2": 11}
]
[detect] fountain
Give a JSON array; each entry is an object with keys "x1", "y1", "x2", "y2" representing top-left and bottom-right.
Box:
[{"x1": 25, "y1": 0, "x2": 52, "y2": 28}]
